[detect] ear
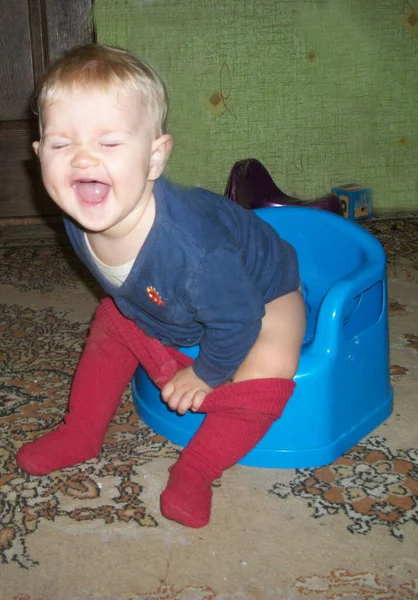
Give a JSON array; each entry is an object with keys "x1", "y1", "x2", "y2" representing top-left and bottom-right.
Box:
[
  {"x1": 148, "y1": 134, "x2": 173, "y2": 181},
  {"x1": 32, "y1": 141, "x2": 40, "y2": 156}
]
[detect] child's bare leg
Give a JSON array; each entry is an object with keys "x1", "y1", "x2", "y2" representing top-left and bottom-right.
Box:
[
  {"x1": 161, "y1": 289, "x2": 306, "y2": 527},
  {"x1": 232, "y1": 288, "x2": 306, "y2": 383}
]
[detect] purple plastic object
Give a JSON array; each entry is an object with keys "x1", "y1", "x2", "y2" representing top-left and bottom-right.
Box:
[{"x1": 225, "y1": 158, "x2": 343, "y2": 215}]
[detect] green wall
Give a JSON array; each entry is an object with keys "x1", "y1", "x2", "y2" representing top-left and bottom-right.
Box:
[{"x1": 94, "y1": 0, "x2": 418, "y2": 214}]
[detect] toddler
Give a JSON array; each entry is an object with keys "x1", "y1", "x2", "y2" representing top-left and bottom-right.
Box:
[{"x1": 16, "y1": 44, "x2": 306, "y2": 528}]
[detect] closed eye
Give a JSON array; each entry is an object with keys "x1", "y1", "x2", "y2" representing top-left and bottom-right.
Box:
[
  {"x1": 100, "y1": 142, "x2": 122, "y2": 148},
  {"x1": 51, "y1": 143, "x2": 70, "y2": 150}
]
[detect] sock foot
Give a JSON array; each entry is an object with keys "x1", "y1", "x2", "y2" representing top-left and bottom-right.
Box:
[
  {"x1": 160, "y1": 457, "x2": 215, "y2": 528},
  {"x1": 16, "y1": 424, "x2": 102, "y2": 476},
  {"x1": 160, "y1": 378, "x2": 296, "y2": 525}
]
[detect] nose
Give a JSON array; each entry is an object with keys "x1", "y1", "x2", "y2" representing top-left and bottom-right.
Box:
[{"x1": 70, "y1": 143, "x2": 100, "y2": 169}]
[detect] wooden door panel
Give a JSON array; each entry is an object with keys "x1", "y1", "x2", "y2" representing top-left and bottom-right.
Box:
[
  {"x1": 43, "y1": 0, "x2": 94, "y2": 65},
  {"x1": 0, "y1": 0, "x2": 35, "y2": 121},
  {"x1": 0, "y1": 123, "x2": 58, "y2": 217},
  {"x1": 0, "y1": 0, "x2": 93, "y2": 219}
]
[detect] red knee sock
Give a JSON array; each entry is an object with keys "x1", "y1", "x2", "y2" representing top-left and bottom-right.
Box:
[
  {"x1": 16, "y1": 298, "x2": 190, "y2": 475},
  {"x1": 106, "y1": 303, "x2": 193, "y2": 389},
  {"x1": 160, "y1": 377, "x2": 295, "y2": 528}
]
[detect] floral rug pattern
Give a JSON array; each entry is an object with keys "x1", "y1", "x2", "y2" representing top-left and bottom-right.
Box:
[
  {"x1": 295, "y1": 569, "x2": 418, "y2": 599},
  {"x1": 270, "y1": 435, "x2": 418, "y2": 540},
  {"x1": 1, "y1": 216, "x2": 417, "y2": 599}
]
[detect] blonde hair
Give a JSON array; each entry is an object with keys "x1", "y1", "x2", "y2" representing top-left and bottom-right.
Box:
[{"x1": 35, "y1": 44, "x2": 168, "y2": 136}]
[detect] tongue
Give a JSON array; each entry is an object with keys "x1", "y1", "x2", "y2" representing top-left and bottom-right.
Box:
[{"x1": 75, "y1": 181, "x2": 110, "y2": 203}]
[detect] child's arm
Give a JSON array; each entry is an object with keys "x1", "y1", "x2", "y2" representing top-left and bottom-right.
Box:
[
  {"x1": 162, "y1": 245, "x2": 266, "y2": 413},
  {"x1": 190, "y1": 245, "x2": 266, "y2": 386}
]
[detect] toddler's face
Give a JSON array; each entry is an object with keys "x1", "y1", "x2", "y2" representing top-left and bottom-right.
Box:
[{"x1": 34, "y1": 86, "x2": 169, "y2": 235}]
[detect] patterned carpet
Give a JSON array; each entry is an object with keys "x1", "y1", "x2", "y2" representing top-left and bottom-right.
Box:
[{"x1": 0, "y1": 216, "x2": 417, "y2": 600}]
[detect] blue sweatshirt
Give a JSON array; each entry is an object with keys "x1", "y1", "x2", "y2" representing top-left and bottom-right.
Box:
[{"x1": 64, "y1": 177, "x2": 299, "y2": 386}]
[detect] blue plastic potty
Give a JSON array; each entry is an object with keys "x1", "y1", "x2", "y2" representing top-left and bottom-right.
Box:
[{"x1": 132, "y1": 207, "x2": 393, "y2": 468}]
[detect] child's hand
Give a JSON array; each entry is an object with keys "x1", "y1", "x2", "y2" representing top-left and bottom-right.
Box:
[{"x1": 161, "y1": 366, "x2": 212, "y2": 415}]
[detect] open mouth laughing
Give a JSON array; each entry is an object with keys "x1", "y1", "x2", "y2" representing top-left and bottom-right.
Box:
[{"x1": 72, "y1": 179, "x2": 111, "y2": 203}]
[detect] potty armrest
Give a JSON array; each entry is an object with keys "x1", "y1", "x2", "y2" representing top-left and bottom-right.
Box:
[{"x1": 312, "y1": 256, "x2": 386, "y2": 352}]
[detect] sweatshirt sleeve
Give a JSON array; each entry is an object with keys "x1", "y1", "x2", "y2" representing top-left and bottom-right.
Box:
[{"x1": 191, "y1": 245, "x2": 265, "y2": 387}]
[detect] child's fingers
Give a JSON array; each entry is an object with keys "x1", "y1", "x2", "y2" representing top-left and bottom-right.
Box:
[
  {"x1": 161, "y1": 381, "x2": 175, "y2": 403},
  {"x1": 190, "y1": 389, "x2": 208, "y2": 412},
  {"x1": 163, "y1": 383, "x2": 193, "y2": 413},
  {"x1": 163, "y1": 386, "x2": 207, "y2": 415},
  {"x1": 176, "y1": 391, "x2": 195, "y2": 415}
]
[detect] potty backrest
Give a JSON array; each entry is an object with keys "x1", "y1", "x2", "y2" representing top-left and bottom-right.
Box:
[
  {"x1": 255, "y1": 207, "x2": 366, "y2": 298},
  {"x1": 254, "y1": 207, "x2": 383, "y2": 346}
]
